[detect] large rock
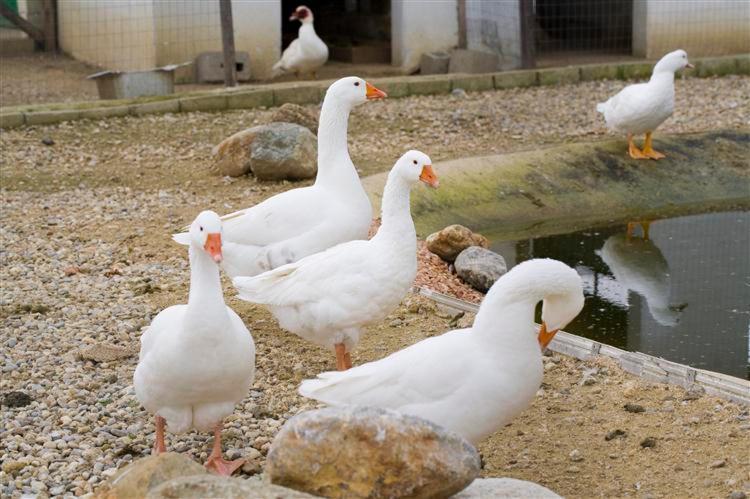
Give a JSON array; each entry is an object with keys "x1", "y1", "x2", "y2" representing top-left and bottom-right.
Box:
[
  {"x1": 455, "y1": 246, "x2": 507, "y2": 292},
  {"x1": 147, "y1": 475, "x2": 315, "y2": 499},
  {"x1": 212, "y1": 123, "x2": 316, "y2": 180},
  {"x1": 452, "y1": 478, "x2": 561, "y2": 498},
  {"x1": 449, "y1": 49, "x2": 499, "y2": 74},
  {"x1": 266, "y1": 406, "x2": 481, "y2": 499},
  {"x1": 96, "y1": 453, "x2": 207, "y2": 499},
  {"x1": 270, "y1": 103, "x2": 318, "y2": 133},
  {"x1": 420, "y1": 51, "x2": 451, "y2": 75},
  {"x1": 426, "y1": 224, "x2": 489, "y2": 262}
]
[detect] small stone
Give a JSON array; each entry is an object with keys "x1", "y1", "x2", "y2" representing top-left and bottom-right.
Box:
[
  {"x1": 64, "y1": 266, "x2": 81, "y2": 276},
  {"x1": 97, "y1": 453, "x2": 207, "y2": 498},
  {"x1": 640, "y1": 437, "x2": 657, "y2": 448},
  {"x1": 269, "y1": 103, "x2": 318, "y2": 133},
  {"x1": 452, "y1": 477, "x2": 561, "y2": 498},
  {"x1": 729, "y1": 492, "x2": 747, "y2": 499},
  {"x1": 451, "y1": 88, "x2": 468, "y2": 99},
  {"x1": 605, "y1": 429, "x2": 627, "y2": 441},
  {"x1": 683, "y1": 385, "x2": 706, "y2": 401},
  {"x1": 41, "y1": 137, "x2": 55, "y2": 146},
  {"x1": 50, "y1": 485, "x2": 65, "y2": 495},
  {"x1": 455, "y1": 246, "x2": 507, "y2": 293},
  {"x1": 425, "y1": 225, "x2": 489, "y2": 262},
  {"x1": 2, "y1": 391, "x2": 32, "y2": 408},
  {"x1": 622, "y1": 381, "x2": 638, "y2": 398},
  {"x1": 624, "y1": 403, "x2": 645, "y2": 413},
  {"x1": 709, "y1": 459, "x2": 727, "y2": 469},
  {"x1": 2, "y1": 460, "x2": 27, "y2": 475},
  {"x1": 266, "y1": 406, "x2": 480, "y2": 498},
  {"x1": 569, "y1": 449, "x2": 583, "y2": 462},
  {"x1": 77, "y1": 343, "x2": 137, "y2": 363}
]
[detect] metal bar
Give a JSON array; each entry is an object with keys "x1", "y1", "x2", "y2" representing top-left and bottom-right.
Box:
[
  {"x1": 0, "y1": 0, "x2": 45, "y2": 43},
  {"x1": 457, "y1": 0, "x2": 467, "y2": 50},
  {"x1": 218, "y1": 0, "x2": 237, "y2": 87},
  {"x1": 519, "y1": 0, "x2": 536, "y2": 69},
  {"x1": 42, "y1": 0, "x2": 57, "y2": 52}
]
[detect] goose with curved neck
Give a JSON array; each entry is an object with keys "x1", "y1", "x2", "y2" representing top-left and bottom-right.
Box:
[
  {"x1": 597, "y1": 49, "x2": 693, "y2": 160},
  {"x1": 271, "y1": 5, "x2": 328, "y2": 79},
  {"x1": 233, "y1": 150, "x2": 439, "y2": 371},
  {"x1": 135, "y1": 211, "x2": 255, "y2": 476},
  {"x1": 299, "y1": 258, "x2": 584, "y2": 444},
  {"x1": 186, "y1": 76, "x2": 386, "y2": 280}
]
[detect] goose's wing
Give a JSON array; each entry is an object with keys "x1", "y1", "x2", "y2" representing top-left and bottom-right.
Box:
[
  {"x1": 274, "y1": 38, "x2": 302, "y2": 73},
  {"x1": 601, "y1": 82, "x2": 654, "y2": 121},
  {"x1": 299, "y1": 329, "x2": 470, "y2": 407},
  {"x1": 137, "y1": 305, "x2": 185, "y2": 360},
  {"x1": 233, "y1": 239, "x2": 372, "y2": 306}
]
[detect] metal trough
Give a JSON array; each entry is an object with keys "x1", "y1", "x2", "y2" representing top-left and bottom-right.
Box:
[{"x1": 87, "y1": 62, "x2": 190, "y2": 100}]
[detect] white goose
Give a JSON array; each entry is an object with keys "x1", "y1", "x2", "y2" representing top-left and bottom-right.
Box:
[
  {"x1": 298, "y1": 258, "x2": 584, "y2": 445},
  {"x1": 233, "y1": 150, "x2": 439, "y2": 370},
  {"x1": 188, "y1": 77, "x2": 386, "y2": 280},
  {"x1": 134, "y1": 211, "x2": 255, "y2": 476},
  {"x1": 597, "y1": 49, "x2": 693, "y2": 159},
  {"x1": 272, "y1": 5, "x2": 328, "y2": 79}
]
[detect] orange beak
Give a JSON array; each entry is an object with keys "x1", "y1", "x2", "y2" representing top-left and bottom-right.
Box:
[
  {"x1": 204, "y1": 233, "x2": 222, "y2": 263},
  {"x1": 538, "y1": 322, "x2": 559, "y2": 350},
  {"x1": 419, "y1": 164, "x2": 439, "y2": 188},
  {"x1": 365, "y1": 82, "x2": 387, "y2": 100}
]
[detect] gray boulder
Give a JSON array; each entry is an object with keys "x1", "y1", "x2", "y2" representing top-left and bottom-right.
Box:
[
  {"x1": 455, "y1": 246, "x2": 507, "y2": 292},
  {"x1": 426, "y1": 224, "x2": 489, "y2": 262},
  {"x1": 449, "y1": 49, "x2": 500, "y2": 74},
  {"x1": 266, "y1": 406, "x2": 481, "y2": 499},
  {"x1": 96, "y1": 453, "x2": 207, "y2": 498},
  {"x1": 147, "y1": 475, "x2": 315, "y2": 499},
  {"x1": 420, "y1": 51, "x2": 451, "y2": 75},
  {"x1": 212, "y1": 122, "x2": 316, "y2": 180},
  {"x1": 452, "y1": 478, "x2": 561, "y2": 498}
]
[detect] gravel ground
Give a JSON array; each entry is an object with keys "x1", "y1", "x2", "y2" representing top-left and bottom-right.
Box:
[{"x1": 1, "y1": 76, "x2": 749, "y2": 498}]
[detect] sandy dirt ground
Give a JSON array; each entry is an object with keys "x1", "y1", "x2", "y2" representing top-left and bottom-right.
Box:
[{"x1": 1, "y1": 77, "x2": 749, "y2": 498}]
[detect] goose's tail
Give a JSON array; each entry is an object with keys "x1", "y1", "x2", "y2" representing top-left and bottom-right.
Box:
[{"x1": 596, "y1": 101, "x2": 608, "y2": 114}]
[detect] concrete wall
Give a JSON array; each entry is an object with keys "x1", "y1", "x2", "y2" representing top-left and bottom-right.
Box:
[
  {"x1": 58, "y1": 0, "x2": 280, "y2": 79},
  {"x1": 466, "y1": 0, "x2": 521, "y2": 70},
  {"x1": 58, "y1": 0, "x2": 157, "y2": 71},
  {"x1": 154, "y1": 0, "x2": 280, "y2": 80},
  {"x1": 391, "y1": 0, "x2": 458, "y2": 72},
  {"x1": 633, "y1": 0, "x2": 750, "y2": 59}
]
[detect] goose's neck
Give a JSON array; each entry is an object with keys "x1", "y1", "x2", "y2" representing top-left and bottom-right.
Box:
[
  {"x1": 186, "y1": 246, "x2": 225, "y2": 316},
  {"x1": 374, "y1": 172, "x2": 415, "y2": 241},
  {"x1": 649, "y1": 68, "x2": 675, "y2": 85},
  {"x1": 315, "y1": 98, "x2": 359, "y2": 190}
]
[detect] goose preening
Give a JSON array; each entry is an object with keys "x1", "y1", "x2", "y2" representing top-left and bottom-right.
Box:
[
  {"x1": 135, "y1": 211, "x2": 255, "y2": 476},
  {"x1": 183, "y1": 77, "x2": 387, "y2": 280},
  {"x1": 298, "y1": 258, "x2": 584, "y2": 444},
  {"x1": 597, "y1": 49, "x2": 693, "y2": 160},
  {"x1": 599, "y1": 230, "x2": 684, "y2": 327},
  {"x1": 272, "y1": 5, "x2": 328, "y2": 79},
  {"x1": 233, "y1": 150, "x2": 439, "y2": 371}
]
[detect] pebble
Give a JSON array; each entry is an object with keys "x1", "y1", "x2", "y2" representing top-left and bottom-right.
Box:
[
  {"x1": 605, "y1": 429, "x2": 627, "y2": 441},
  {"x1": 2, "y1": 391, "x2": 33, "y2": 408},
  {"x1": 709, "y1": 459, "x2": 727, "y2": 469},
  {"x1": 640, "y1": 437, "x2": 657, "y2": 448},
  {"x1": 729, "y1": 492, "x2": 747, "y2": 499},
  {"x1": 569, "y1": 449, "x2": 584, "y2": 462},
  {"x1": 624, "y1": 403, "x2": 645, "y2": 413}
]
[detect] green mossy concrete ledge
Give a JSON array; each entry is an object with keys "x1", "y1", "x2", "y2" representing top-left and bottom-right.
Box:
[
  {"x1": 1, "y1": 54, "x2": 748, "y2": 130},
  {"x1": 362, "y1": 129, "x2": 750, "y2": 241}
]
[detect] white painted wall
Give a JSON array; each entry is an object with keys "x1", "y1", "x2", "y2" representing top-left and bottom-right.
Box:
[
  {"x1": 633, "y1": 0, "x2": 750, "y2": 59},
  {"x1": 58, "y1": 0, "x2": 280, "y2": 79},
  {"x1": 391, "y1": 0, "x2": 458, "y2": 72},
  {"x1": 58, "y1": 0, "x2": 157, "y2": 71}
]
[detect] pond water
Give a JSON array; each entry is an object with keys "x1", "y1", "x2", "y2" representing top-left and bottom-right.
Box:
[{"x1": 489, "y1": 210, "x2": 750, "y2": 379}]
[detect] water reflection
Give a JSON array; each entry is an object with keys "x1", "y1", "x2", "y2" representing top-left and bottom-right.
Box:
[{"x1": 498, "y1": 210, "x2": 750, "y2": 379}]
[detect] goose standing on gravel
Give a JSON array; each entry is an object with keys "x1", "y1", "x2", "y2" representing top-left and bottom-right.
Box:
[
  {"x1": 233, "y1": 151, "x2": 439, "y2": 371},
  {"x1": 597, "y1": 49, "x2": 693, "y2": 159},
  {"x1": 299, "y1": 259, "x2": 584, "y2": 444},
  {"x1": 272, "y1": 5, "x2": 328, "y2": 79},
  {"x1": 178, "y1": 77, "x2": 387, "y2": 279},
  {"x1": 135, "y1": 211, "x2": 255, "y2": 476}
]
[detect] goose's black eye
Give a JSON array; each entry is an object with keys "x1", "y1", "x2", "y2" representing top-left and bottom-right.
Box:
[
  {"x1": 413, "y1": 160, "x2": 418, "y2": 165},
  {"x1": 199, "y1": 226, "x2": 203, "y2": 232},
  {"x1": 354, "y1": 81, "x2": 360, "y2": 86}
]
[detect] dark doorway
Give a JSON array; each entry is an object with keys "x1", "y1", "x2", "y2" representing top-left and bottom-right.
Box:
[
  {"x1": 281, "y1": 0, "x2": 391, "y2": 64},
  {"x1": 534, "y1": 0, "x2": 632, "y2": 61}
]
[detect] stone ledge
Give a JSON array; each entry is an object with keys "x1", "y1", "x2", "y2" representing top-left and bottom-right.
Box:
[{"x1": 1, "y1": 54, "x2": 747, "y2": 129}]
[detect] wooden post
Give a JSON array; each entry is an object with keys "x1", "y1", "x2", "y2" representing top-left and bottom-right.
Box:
[
  {"x1": 42, "y1": 0, "x2": 57, "y2": 52},
  {"x1": 457, "y1": 0, "x2": 467, "y2": 50},
  {"x1": 0, "y1": 0, "x2": 45, "y2": 43},
  {"x1": 219, "y1": 0, "x2": 237, "y2": 87},
  {"x1": 519, "y1": 0, "x2": 536, "y2": 69}
]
